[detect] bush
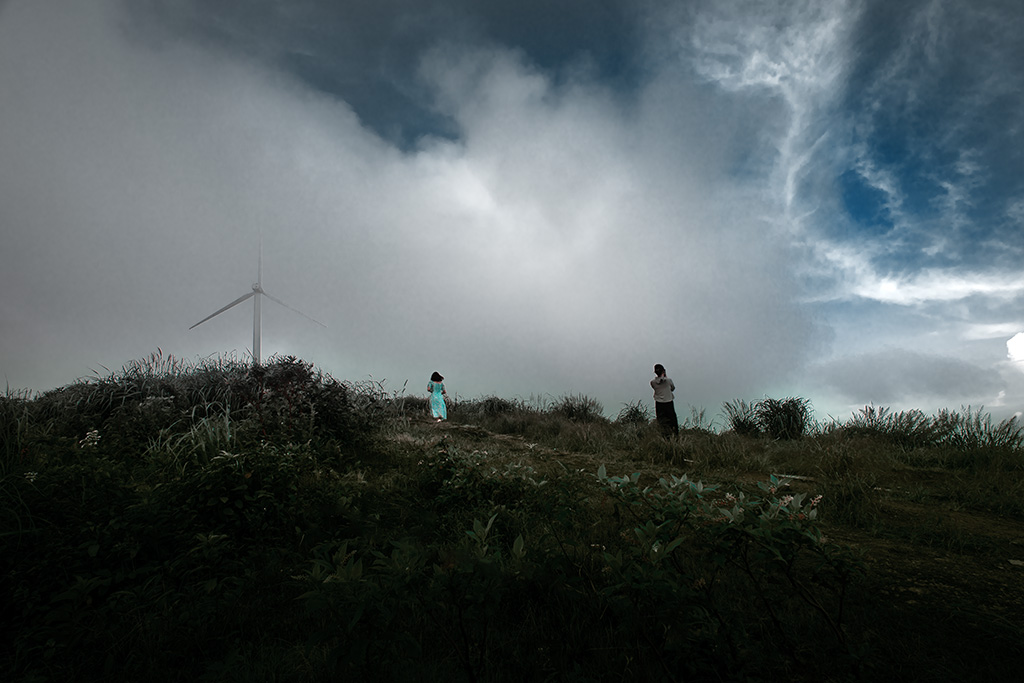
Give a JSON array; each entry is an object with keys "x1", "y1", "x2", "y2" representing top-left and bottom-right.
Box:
[
  {"x1": 549, "y1": 394, "x2": 605, "y2": 423},
  {"x1": 723, "y1": 397, "x2": 812, "y2": 440},
  {"x1": 723, "y1": 399, "x2": 760, "y2": 436},
  {"x1": 477, "y1": 395, "x2": 518, "y2": 416},
  {"x1": 755, "y1": 397, "x2": 812, "y2": 440}
]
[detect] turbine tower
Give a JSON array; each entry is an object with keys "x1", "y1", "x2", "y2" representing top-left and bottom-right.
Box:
[{"x1": 189, "y1": 241, "x2": 326, "y2": 364}]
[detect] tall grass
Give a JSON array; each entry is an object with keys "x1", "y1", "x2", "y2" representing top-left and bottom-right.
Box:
[
  {"x1": 841, "y1": 404, "x2": 1024, "y2": 455},
  {"x1": 1, "y1": 390, "x2": 33, "y2": 477},
  {"x1": 723, "y1": 396, "x2": 812, "y2": 439}
]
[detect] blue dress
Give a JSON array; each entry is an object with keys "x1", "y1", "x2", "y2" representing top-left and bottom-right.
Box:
[{"x1": 428, "y1": 381, "x2": 447, "y2": 420}]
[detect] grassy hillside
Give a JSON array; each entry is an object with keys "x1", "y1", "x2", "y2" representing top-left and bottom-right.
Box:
[{"x1": 2, "y1": 354, "x2": 1022, "y2": 682}]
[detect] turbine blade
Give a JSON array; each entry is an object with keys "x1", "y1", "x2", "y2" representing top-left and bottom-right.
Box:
[
  {"x1": 262, "y1": 291, "x2": 328, "y2": 327},
  {"x1": 189, "y1": 292, "x2": 256, "y2": 329}
]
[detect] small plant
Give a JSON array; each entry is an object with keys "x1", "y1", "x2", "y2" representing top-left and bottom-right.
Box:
[
  {"x1": 615, "y1": 400, "x2": 651, "y2": 426},
  {"x1": 681, "y1": 405, "x2": 714, "y2": 431}
]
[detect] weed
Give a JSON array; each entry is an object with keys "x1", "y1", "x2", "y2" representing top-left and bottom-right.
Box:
[{"x1": 615, "y1": 399, "x2": 651, "y2": 426}]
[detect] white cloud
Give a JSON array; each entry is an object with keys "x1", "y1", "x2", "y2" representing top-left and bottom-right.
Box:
[
  {"x1": 1008, "y1": 333, "x2": 1024, "y2": 371},
  {"x1": 963, "y1": 323, "x2": 1024, "y2": 341},
  {"x1": 0, "y1": 0, "x2": 827, "y2": 417},
  {"x1": 850, "y1": 270, "x2": 1024, "y2": 305}
]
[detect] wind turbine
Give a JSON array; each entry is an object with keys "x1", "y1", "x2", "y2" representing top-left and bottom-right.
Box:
[{"x1": 189, "y1": 241, "x2": 326, "y2": 364}]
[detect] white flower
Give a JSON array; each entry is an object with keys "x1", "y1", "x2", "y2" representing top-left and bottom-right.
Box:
[{"x1": 79, "y1": 430, "x2": 101, "y2": 448}]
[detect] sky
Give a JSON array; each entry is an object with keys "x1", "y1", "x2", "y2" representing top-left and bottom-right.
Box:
[{"x1": 2, "y1": 0, "x2": 1023, "y2": 425}]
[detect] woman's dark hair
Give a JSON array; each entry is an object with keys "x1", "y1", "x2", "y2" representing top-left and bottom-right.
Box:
[
  {"x1": 653, "y1": 364, "x2": 665, "y2": 376},
  {"x1": 430, "y1": 371, "x2": 444, "y2": 382}
]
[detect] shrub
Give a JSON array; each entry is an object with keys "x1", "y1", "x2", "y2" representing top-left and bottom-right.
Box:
[
  {"x1": 722, "y1": 397, "x2": 813, "y2": 440},
  {"x1": 477, "y1": 395, "x2": 518, "y2": 416},
  {"x1": 722, "y1": 399, "x2": 760, "y2": 437},
  {"x1": 549, "y1": 394, "x2": 605, "y2": 423},
  {"x1": 755, "y1": 397, "x2": 812, "y2": 440}
]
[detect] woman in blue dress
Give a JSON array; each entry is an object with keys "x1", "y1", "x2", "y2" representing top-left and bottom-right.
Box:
[{"x1": 427, "y1": 371, "x2": 447, "y2": 422}]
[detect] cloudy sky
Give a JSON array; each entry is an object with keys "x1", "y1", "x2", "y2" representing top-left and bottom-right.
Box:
[{"x1": 2, "y1": 0, "x2": 1023, "y2": 423}]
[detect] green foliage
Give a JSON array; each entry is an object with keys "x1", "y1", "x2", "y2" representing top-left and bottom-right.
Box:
[
  {"x1": 722, "y1": 398, "x2": 760, "y2": 436},
  {"x1": 595, "y1": 467, "x2": 865, "y2": 674},
  {"x1": 475, "y1": 395, "x2": 519, "y2": 417},
  {"x1": 839, "y1": 404, "x2": 1024, "y2": 473},
  {"x1": 723, "y1": 397, "x2": 813, "y2": 439},
  {"x1": 681, "y1": 404, "x2": 714, "y2": 432},
  {"x1": 548, "y1": 393, "x2": 606, "y2": 423},
  {"x1": 843, "y1": 404, "x2": 939, "y2": 449},
  {"x1": 755, "y1": 396, "x2": 813, "y2": 440},
  {"x1": 411, "y1": 441, "x2": 549, "y2": 538},
  {"x1": 615, "y1": 399, "x2": 651, "y2": 426},
  {"x1": 934, "y1": 405, "x2": 1024, "y2": 455}
]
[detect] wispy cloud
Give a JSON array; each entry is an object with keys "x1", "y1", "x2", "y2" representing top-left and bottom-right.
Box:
[
  {"x1": 849, "y1": 271, "x2": 1024, "y2": 306},
  {"x1": 685, "y1": 0, "x2": 857, "y2": 215}
]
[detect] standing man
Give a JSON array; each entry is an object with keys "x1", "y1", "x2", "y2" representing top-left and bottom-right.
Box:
[{"x1": 651, "y1": 364, "x2": 679, "y2": 438}]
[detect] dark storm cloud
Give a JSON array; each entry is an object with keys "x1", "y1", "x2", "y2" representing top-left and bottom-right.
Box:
[
  {"x1": 814, "y1": 349, "x2": 1005, "y2": 406},
  {"x1": 124, "y1": 0, "x2": 648, "y2": 148}
]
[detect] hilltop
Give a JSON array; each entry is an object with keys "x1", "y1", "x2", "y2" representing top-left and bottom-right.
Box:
[{"x1": 2, "y1": 355, "x2": 1022, "y2": 682}]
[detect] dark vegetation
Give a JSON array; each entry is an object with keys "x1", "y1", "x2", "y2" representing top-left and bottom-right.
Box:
[{"x1": 2, "y1": 353, "x2": 1023, "y2": 682}]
